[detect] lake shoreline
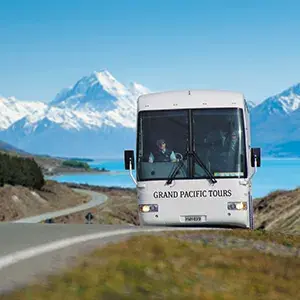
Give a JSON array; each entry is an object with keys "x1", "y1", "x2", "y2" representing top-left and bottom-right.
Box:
[
  {"x1": 62, "y1": 181, "x2": 136, "y2": 192},
  {"x1": 48, "y1": 157, "x2": 300, "y2": 199},
  {"x1": 43, "y1": 166, "x2": 110, "y2": 177}
]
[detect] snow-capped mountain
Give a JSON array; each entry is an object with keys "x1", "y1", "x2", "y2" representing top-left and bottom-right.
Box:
[
  {"x1": 0, "y1": 70, "x2": 149, "y2": 156},
  {"x1": 251, "y1": 83, "x2": 300, "y2": 119},
  {"x1": 0, "y1": 96, "x2": 47, "y2": 130},
  {"x1": 49, "y1": 70, "x2": 144, "y2": 129},
  {"x1": 129, "y1": 82, "x2": 151, "y2": 98},
  {"x1": 1, "y1": 70, "x2": 300, "y2": 157},
  {"x1": 250, "y1": 82, "x2": 300, "y2": 156},
  {"x1": 51, "y1": 70, "x2": 136, "y2": 110},
  {"x1": 3, "y1": 70, "x2": 146, "y2": 134}
]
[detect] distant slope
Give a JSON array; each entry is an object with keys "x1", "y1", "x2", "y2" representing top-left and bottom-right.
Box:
[
  {"x1": 0, "y1": 140, "x2": 104, "y2": 176},
  {"x1": 0, "y1": 140, "x2": 28, "y2": 154}
]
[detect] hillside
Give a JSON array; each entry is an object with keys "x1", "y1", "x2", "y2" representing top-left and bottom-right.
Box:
[
  {"x1": 0, "y1": 151, "x2": 93, "y2": 221},
  {"x1": 0, "y1": 140, "x2": 28, "y2": 154},
  {"x1": 51, "y1": 183, "x2": 300, "y2": 236},
  {"x1": 31, "y1": 155, "x2": 108, "y2": 176},
  {"x1": 0, "y1": 180, "x2": 89, "y2": 222},
  {"x1": 0, "y1": 140, "x2": 107, "y2": 176},
  {"x1": 254, "y1": 188, "x2": 300, "y2": 235}
]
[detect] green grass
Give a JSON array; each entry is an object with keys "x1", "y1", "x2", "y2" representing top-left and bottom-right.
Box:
[{"x1": 1, "y1": 234, "x2": 299, "y2": 300}]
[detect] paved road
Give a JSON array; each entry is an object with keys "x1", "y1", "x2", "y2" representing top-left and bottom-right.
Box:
[
  {"x1": 0, "y1": 189, "x2": 224, "y2": 294},
  {"x1": 0, "y1": 223, "x2": 219, "y2": 294},
  {"x1": 11, "y1": 188, "x2": 108, "y2": 223}
]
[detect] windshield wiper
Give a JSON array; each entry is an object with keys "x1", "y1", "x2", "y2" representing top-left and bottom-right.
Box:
[
  {"x1": 192, "y1": 151, "x2": 217, "y2": 184},
  {"x1": 165, "y1": 150, "x2": 217, "y2": 185},
  {"x1": 165, "y1": 150, "x2": 189, "y2": 185}
]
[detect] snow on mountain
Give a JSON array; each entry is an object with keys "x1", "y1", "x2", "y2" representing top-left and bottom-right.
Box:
[
  {"x1": 2, "y1": 68, "x2": 299, "y2": 157},
  {"x1": 0, "y1": 96, "x2": 47, "y2": 130},
  {"x1": 1, "y1": 70, "x2": 149, "y2": 135},
  {"x1": 251, "y1": 83, "x2": 300, "y2": 118},
  {"x1": 129, "y1": 82, "x2": 151, "y2": 98},
  {"x1": 250, "y1": 82, "x2": 300, "y2": 154},
  {"x1": 49, "y1": 70, "x2": 148, "y2": 129},
  {"x1": 0, "y1": 70, "x2": 150, "y2": 156},
  {"x1": 51, "y1": 70, "x2": 135, "y2": 110},
  {"x1": 11, "y1": 105, "x2": 132, "y2": 134}
]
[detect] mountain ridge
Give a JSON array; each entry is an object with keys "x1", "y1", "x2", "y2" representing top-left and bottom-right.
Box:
[{"x1": 0, "y1": 70, "x2": 300, "y2": 157}]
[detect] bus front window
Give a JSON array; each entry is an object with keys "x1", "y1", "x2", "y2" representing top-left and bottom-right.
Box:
[
  {"x1": 193, "y1": 108, "x2": 247, "y2": 179},
  {"x1": 137, "y1": 110, "x2": 188, "y2": 181},
  {"x1": 137, "y1": 107, "x2": 247, "y2": 181}
]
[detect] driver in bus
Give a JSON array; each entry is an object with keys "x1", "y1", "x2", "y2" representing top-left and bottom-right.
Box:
[{"x1": 148, "y1": 139, "x2": 177, "y2": 163}]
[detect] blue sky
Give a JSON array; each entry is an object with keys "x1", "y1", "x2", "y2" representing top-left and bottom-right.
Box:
[{"x1": 0, "y1": 0, "x2": 299, "y2": 104}]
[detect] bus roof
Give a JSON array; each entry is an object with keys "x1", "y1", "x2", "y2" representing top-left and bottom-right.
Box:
[{"x1": 137, "y1": 89, "x2": 246, "y2": 111}]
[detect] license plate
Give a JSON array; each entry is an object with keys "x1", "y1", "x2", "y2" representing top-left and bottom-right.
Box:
[{"x1": 184, "y1": 215, "x2": 206, "y2": 222}]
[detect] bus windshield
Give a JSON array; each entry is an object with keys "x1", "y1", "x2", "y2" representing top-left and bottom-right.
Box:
[{"x1": 137, "y1": 108, "x2": 247, "y2": 181}]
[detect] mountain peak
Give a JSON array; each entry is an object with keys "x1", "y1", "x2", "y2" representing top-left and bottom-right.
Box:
[
  {"x1": 50, "y1": 69, "x2": 149, "y2": 113},
  {"x1": 2, "y1": 76, "x2": 300, "y2": 158},
  {"x1": 92, "y1": 69, "x2": 112, "y2": 77},
  {"x1": 269, "y1": 82, "x2": 300, "y2": 113},
  {"x1": 129, "y1": 81, "x2": 151, "y2": 97},
  {"x1": 251, "y1": 82, "x2": 300, "y2": 118}
]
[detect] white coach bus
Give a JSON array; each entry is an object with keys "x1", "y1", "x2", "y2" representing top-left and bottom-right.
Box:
[{"x1": 124, "y1": 90, "x2": 261, "y2": 229}]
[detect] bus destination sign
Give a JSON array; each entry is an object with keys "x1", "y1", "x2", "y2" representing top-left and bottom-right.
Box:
[{"x1": 153, "y1": 189, "x2": 232, "y2": 199}]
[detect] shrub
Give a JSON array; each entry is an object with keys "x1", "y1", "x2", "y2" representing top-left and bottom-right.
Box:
[
  {"x1": 62, "y1": 160, "x2": 90, "y2": 169},
  {"x1": 0, "y1": 153, "x2": 45, "y2": 189}
]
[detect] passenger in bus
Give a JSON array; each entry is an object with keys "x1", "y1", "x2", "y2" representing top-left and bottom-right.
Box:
[
  {"x1": 223, "y1": 117, "x2": 240, "y2": 156},
  {"x1": 148, "y1": 139, "x2": 177, "y2": 163},
  {"x1": 204, "y1": 120, "x2": 239, "y2": 172},
  {"x1": 206, "y1": 117, "x2": 239, "y2": 155}
]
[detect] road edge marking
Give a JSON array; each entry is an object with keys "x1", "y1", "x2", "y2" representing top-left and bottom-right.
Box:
[{"x1": 0, "y1": 227, "x2": 207, "y2": 270}]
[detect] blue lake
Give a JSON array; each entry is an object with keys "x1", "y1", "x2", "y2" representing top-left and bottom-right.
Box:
[{"x1": 50, "y1": 158, "x2": 300, "y2": 199}]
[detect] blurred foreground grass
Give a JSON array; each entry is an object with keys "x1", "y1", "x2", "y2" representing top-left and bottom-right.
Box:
[{"x1": 2, "y1": 232, "x2": 299, "y2": 300}]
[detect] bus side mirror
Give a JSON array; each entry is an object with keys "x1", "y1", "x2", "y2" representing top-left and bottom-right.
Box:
[
  {"x1": 124, "y1": 150, "x2": 135, "y2": 170},
  {"x1": 251, "y1": 148, "x2": 261, "y2": 167}
]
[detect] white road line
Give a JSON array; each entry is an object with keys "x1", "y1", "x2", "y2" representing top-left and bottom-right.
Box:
[{"x1": 0, "y1": 227, "x2": 209, "y2": 270}]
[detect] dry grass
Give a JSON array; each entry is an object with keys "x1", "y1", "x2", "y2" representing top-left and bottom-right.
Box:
[
  {"x1": 53, "y1": 185, "x2": 139, "y2": 225},
  {"x1": 164, "y1": 229, "x2": 300, "y2": 254},
  {"x1": 0, "y1": 180, "x2": 90, "y2": 222},
  {"x1": 1, "y1": 235, "x2": 299, "y2": 300},
  {"x1": 254, "y1": 188, "x2": 300, "y2": 235},
  {"x1": 53, "y1": 183, "x2": 300, "y2": 237},
  {"x1": 1, "y1": 184, "x2": 300, "y2": 299}
]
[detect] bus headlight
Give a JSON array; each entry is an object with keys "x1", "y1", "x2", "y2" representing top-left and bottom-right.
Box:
[
  {"x1": 139, "y1": 204, "x2": 158, "y2": 213},
  {"x1": 227, "y1": 202, "x2": 247, "y2": 210}
]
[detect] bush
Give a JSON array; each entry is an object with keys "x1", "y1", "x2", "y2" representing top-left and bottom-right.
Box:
[
  {"x1": 62, "y1": 160, "x2": 90, "y2": 169},
  {"x1": 0, "y1": 153, "x2": 45, "y2": 189}
]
